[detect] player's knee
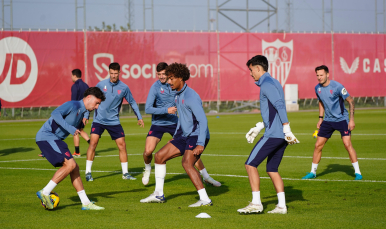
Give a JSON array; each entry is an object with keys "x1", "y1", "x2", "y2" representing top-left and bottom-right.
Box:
[
  {"x1": 66, "y1": 159, "x2": 77, "y2": 171},
  {"x1": 181, "y1": 157, "x2": 194, "y2": 169},
  {"x1": 143, "y1": 150, "x2": 153, "y2": 157},
  {"x1": 154, "y1": 153, "x2": 164, "y2": 164},
  {"x1": 117, "y1": 141, "x2": 126, "y2": 150},
  {"x1": 343, "y1": 141, "x2": 352, "y2": 149}
]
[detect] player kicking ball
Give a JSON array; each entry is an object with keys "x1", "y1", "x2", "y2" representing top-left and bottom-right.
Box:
[
  {"x1": 237, "y1": 55, "x2": 299, "y2": 215},
  {"x1": 140, "y1": 63, "x2": 212, "y2": 207},
  {"x1": 302, "y1": 65, "x2": 362, "y2": 180},
  {"x1": 36, "y1": 87, "x2": 105, "y2": 210},
  {"x1": 142, "y1": 62, "x2": 220, "y2": 187}
]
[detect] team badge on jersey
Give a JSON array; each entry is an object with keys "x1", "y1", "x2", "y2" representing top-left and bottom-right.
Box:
[
  {"x1": 318, "y1": 87, "x2": 321, "y2": 93},
  {"x1": 330, "y1": 90, "x2": 333, "y2": 95},
  {"x1": 182, "y1": 100, "x2": 185, "y2": 104},
  {"x1": 103, "y1": 85, "x2": 107, "y2": 92},
  {"x1": 76, "y1": 109, "x2": 80, "y2": 116},
  {"x1": 341, "y1": 88, "x2": 347, "y2": 95},
  {"x1": 118, "y1": 90, "x2": 121, "y2": 95},
  {"x1": 161, "y1": 88, "x2": 164, "y2": 94}
]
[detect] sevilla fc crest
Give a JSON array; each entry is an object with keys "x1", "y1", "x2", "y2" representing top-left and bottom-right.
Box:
[{"x1": 262, "y1": 39, "x2": 293, "y2": 87}]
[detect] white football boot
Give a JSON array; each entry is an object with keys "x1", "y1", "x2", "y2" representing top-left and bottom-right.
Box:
[
  {"x1": 237, "y1": 202, "x2": 263, "y2": 214},
  {"x1": 267, "y1": 205, "x2": 287, "y2": 214}
]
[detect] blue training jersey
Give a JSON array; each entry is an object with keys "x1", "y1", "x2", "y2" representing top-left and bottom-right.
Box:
[
  {"x1": 256, "y1": 72, "x2": 289, "y2": 139},
  {"x1": 315, "y1": 80, "x2": 350, "y2": 122},
  {"x1": 93, "y1": 79, "x2": 142, "y2": 125},
  {"x1": 36, "y1": 100, "x2": 88, "y2": 141},
  {"x1": 71, "y1": 79, "x2": 90, "y2": 119},
  {"x1": 145, "y1": 80, "x2": 178, "y2": 126},
  {"x1": 174, "y1": 84, "x2": 210, "y2": 146}
]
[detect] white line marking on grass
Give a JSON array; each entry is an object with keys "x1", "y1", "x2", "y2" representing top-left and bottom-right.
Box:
[
  {"x1": 1, "y1": 153, "x2": 386, "y2": 163},
  {"x1": 0, "y1": 166, "x2": 384, "y2": 183}
]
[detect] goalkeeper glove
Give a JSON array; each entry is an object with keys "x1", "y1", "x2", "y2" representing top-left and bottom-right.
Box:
[
  {"x1": 245, "y1": 122, "x2": 265, "y2": 143},
  {"x1": 283, "y1": 123, "x2": 300, "y2": 145}
]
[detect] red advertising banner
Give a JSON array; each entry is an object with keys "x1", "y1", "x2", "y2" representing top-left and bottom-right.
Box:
[
  {"x1": 0, "y1": 32, "x2": 385, "y2": 108},
  {"x1": 86, "y1": 32, "x2": 218, "y2": 103},
  {"x1": 0, "y1": 31, "x2": 84, "y2": 108}
]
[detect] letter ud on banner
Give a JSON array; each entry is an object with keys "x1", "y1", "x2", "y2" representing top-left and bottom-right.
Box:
[{"x1": 262, "y1": 39, "x2": 293, "y2": 87}]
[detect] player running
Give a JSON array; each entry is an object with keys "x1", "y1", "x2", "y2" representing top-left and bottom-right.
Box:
[
  {"x1": 71, "y1": 69, "x2": 90, "y2": 157},
  {"x1": 36, "y1": 87, "x2": 105, "y2": 210},
  {"x1": 237, "y1": 55, "x2": 299, "y2": 214},
  {"x1": 302, "y1": 65, "x2": 362, "y2": 180},
  {"x1": 142, "y1": 62, "x2": 221, "y2": 187},
  {"x1": 140, "y1": 63, "x2": 213, "y2": 207},
  {"x1": 85, "y1": 62, "x2": 144, "y2": 182}
]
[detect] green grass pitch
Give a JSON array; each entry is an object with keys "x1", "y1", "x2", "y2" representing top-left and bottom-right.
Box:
[{"x1": 0, "y1": 109, "x2": 385, "y2": 228}]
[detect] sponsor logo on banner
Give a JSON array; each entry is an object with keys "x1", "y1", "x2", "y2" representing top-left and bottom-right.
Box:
[
  {"x1": 262, "y1": 39, "x2": 293, "y2": 87},
  {"x1": 0, "y1": 37, "x2": 38, "y2": 102},
  {"x1": 340, "y1": 57, "x2": 359, "y2": 74},
  {"x1": 93, "y1": 53, "x2": 214, "y2": 81}
]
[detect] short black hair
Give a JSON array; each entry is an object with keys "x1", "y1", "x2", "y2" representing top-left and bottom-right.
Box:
[
  {"x1": 315, "y1": 65, "x2": 329, "y2": 73},
  {"x1": 109, "y1": 62, "x2": 120, "y2": 71},
  {"x1": 72, "y1": 69, "x2": 82, "y2": 78},
  {"x1": 165, "y1": 63, "x2": 190, "y2": 81},
  {"x1": 157, "y1": 62, "x2": 168, "y2": 72},
  {"x1": 84, "y1": 87, "x2": 106, "y2": 101},
  {"x1": 246, "y1": 55, "x2": 269, "y2": 72}
]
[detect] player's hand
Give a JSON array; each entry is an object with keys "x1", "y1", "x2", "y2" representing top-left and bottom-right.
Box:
[
  {"x1": 283, "y1": 123, "x2": 300, "y2": 145},
  {"x1": 245, "y1": 122, "x2": 264, "y2": 143},
  {"x1": 348, "y1": 120, "x2": 355, "y2": 131},
  {"x1": 168, "y1": 107, "x2": 177, "y2": 114},
  {"x1": 74, "y1": 129, "x2": 81, "y2": 136},
  {"x1": 137, "y1": 119, "x2": 144, "y2": 128},
  {"x1": 317, "y1": 119, "x2": 323, "y2": 129},
  {"x1": 193, "y1": 145, "x2": 204, "y2": 156},
  {"x1": 82, "y1": 118, "x2": 88, "y2": 125}
]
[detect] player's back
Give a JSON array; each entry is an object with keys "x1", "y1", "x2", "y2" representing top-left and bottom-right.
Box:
[
  {"x1": 72, "y1": 79, "x2": 89, "y2": 101},
  {"x1": 315, "y1": 80, "x2": 349, "y2": 122}
]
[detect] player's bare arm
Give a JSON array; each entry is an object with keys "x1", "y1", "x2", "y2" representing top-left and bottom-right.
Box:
[
  {"x1": 317, "y1": 100, "x2": 325, "y2": 129},
  {"x1": 346, "y1": 96, "x2": 355, "y2": 131}
]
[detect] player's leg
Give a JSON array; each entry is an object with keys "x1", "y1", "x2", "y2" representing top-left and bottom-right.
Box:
[
  {"x1": 302, "y1": 121, "x2": 333, "y2": 179},
  {"x1": 238, "y1": 137, "x2": 274, "y2": 214},
  {"x1": 194, "y1": 158, "x2": 221, "y2": 187},
  {"x1": 73, "y1": 134, "x2": 81, "y2": 157},
  {"x1": 142, "y1": 136, "x2": 161, "y2": 185},
  {"x1": 69, "y1": 159, "x2": 104, "y2": 210},
  {"x1": 85, "y1": 134, "x2": 101, "y2": 181},
  {"x1": 114, "y1": 136, "x2": 136, "y2": 180},
  {"x1": 342, "y1": 136, "x2": 362, "y2": 179},
  {"x1": 266, "y1": 139, "x2": 287, "y2": 214},
  {"x1": 140, "y1": 143, "x2": 182, "y2": 203},
  {"x1": 80, "y1": 129, "x2": 90, "y2": 143}
]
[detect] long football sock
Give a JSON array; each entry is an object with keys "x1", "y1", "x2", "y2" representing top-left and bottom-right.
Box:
[
  {"x1": 277, "y1": 192, "x2": 286, "y2": 208},
  {"x1": 86, "y1": 160, "x2": 93, "y2": 174},
  {"x1": 199, "y1": 168, "x2": 210, "y2": 179},
  {"x1": 252, "y1": 191, "x2": 262, "y2": 205},
  {"x1": 77, "y1": 190, "x2": 91, "y2": 205},
  {"x1": 75, "y1": 146, "x2": 80, "y2": 154},
  {"x1": 311, "y1": 163, "x2": 318, "y2": 174},
  {"x1": 197, "y1": 188, "x2": 211, "y2": 202},
  {"x1": 43, "y1": 180, "x2": 57, "y2": 196},
  {"x1": 352, "y1": 161, "x2": 361, "y2": 174},
  {"x1": 155, "y1": 163, "x2": 166, "y2": 196},
  {"x1": 121, "y1": 162, "x2": 128, "y2": 174}
]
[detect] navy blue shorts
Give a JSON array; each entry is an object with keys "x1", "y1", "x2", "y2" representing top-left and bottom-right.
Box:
[
  {"x1": 36, "y1": 140, "x2": 73, "y2": 167},
  {"x1": 147, "y1": 124, "x2": 177, "y2": 140},
  {"x1": 90, "y1": 122, "x2": 125, "y2": 140},
  {"x1": 170, "y1": 135, "x2": 210, "y2": 156},
  {"x1": 318, "y1": 120, "x2": 350, "y2": 138},
  {"x1": 245, "y1": 137, "x2": 287, "y2": 172},
  {"x1": 77, "y1": 122, "x2": 85, "y2": 130}
]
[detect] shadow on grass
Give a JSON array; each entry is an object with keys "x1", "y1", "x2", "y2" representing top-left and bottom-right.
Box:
[
  {"x1": 317, "y1": 164, "x2": 355, "y2": 178},
  {"x1": 0, "y1": 147, "x2": 35, "y2": 156},
  {"x1": 91, "y1": 167, "x2": 143, "y2": 180},
  {"x1": 263, "y1": 186, "x2": 306, "y2": 208},
  {"x1": 67, "y1": 189, "x2": 137, "y2": 204},
  {"x1": 94, "y1": 147, "x2": 117, "y2": 156}
]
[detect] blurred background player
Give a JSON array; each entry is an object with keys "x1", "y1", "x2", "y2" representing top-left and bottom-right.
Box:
[
  {"x1": 238, "y1": 55, "x2": 299, "y2": 215},
  {"x1": 71, "y1": 69, "x2": 90, "y2": 157},
  {"x1": 302, "y1": 65, "x2": 362, "y2": 180},
  {"x1": 85, "y1": 62, "x2": 144, "y2": 182},
  {"x1": 36, "y1": 87, "x2": 105, "y2": 210},
  {"x1": 140, "y1": 63, "x2": 213, "y2": 207},
  {"x1": 142, "y1": 62, "x2": 221, "y2": 187}
]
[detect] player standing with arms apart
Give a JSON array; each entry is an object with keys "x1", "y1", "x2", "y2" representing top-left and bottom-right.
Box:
[
  {"x1": 142, "y1": 62, "x2": 221, "y2": 187},
  {"x1": 141, "y1": 63, "x2": 213, "y2": 207},
  {"x1": 71, "y1": 69, "x2": 91, "y2": 157},
  {"x1": 238, "y1": 55, "x2": 299, "y2": 214},
  {"x1": 36, "y1": 87, "x2": 105, "y2": 210},
  {"x1": 302, "y1": 65, "x2": 362, "y2": 180},
  {"x1": 85, "y1": 62, "x2": 144, "y2": 182}
]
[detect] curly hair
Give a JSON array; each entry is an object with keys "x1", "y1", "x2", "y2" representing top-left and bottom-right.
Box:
[
  {"x1": 165, "y1": 63, "x2": 190, "y2": 81},
  {"x1": 84, "y1": 87, "x2": 106, "y2": 101}
]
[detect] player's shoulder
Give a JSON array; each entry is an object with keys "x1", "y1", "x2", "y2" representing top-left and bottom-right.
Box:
[
  {"x1": 185, "y1": 86, "x2": 201, "y2": 102},
  {"x1": 61, "y1": 100, "x2": 79, "y2": 110},
  {"x1": 330, "y1": 80, "x2": 344, "y2": 88},
  {"x1": 96, "y1": 79, "x2": 107, "y2": 87}
]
